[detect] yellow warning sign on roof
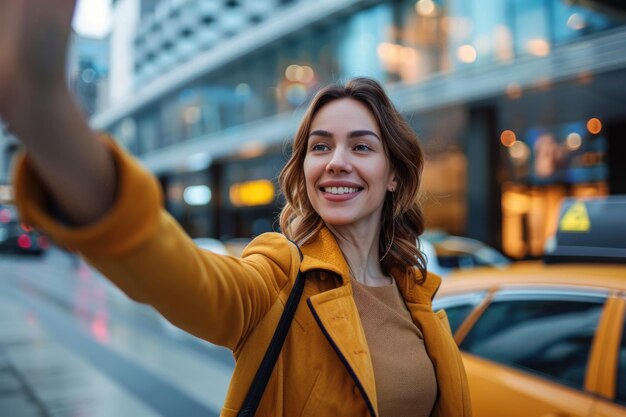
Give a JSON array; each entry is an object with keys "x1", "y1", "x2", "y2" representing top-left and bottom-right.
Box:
[{"x1": 559, "y1": 201, "x2": 591, "y2": 232}]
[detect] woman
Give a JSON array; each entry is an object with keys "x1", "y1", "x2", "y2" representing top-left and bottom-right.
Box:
[{"x1": 0, "y1": 1, "x2": 470, "y2": 416}]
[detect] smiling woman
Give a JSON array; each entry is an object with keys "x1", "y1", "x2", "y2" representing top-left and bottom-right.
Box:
[
  {"x1": 303, "y1": 99, "x2": 395, "y2": 233},
  {"x1": 0, "y1": 7, "x2": 471, "y2": 409}
]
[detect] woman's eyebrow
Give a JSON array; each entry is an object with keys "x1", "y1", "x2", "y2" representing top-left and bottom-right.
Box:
[
  {"x1": 348, "y1": 130, "x2": 380, "y2": 140},
  {"x1": 308, "y1": 129, "x2": 332, "y2": 138},
  {"x1": 308, "y1": 129, "x2": 380, "y2": 140}
]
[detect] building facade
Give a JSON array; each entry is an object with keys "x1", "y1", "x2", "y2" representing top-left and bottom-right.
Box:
[
  {"x1": 0, "y1": 31, "x2": 110, "y2": 190},
  {"x1": 4, "y1": 0, "x2": 625, "y2": 259},
  {"x1": 67, "y1": 33, "x2": 110, "y2": 116}
]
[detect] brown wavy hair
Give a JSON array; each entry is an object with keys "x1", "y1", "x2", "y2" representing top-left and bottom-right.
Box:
[{"x1": 278, "y1": 77, "x2": 427, "y2": 282}]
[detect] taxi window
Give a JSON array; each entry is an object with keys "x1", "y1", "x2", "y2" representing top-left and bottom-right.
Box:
[
  {"x1": 460, "y1": 294, "x2": 604, "y2": 390},
  {"x1": 433, "y1": 291, "x2": 485, "y2": 334},
  {"x1": 444, "y1": 305, "x2": 476, "y2": 334}
]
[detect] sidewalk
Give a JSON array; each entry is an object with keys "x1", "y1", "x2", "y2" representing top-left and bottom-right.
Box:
[
  {"x1": 0, "y1": 350, "x2": 48, "y2": 417},
  {"x1": 0, "y1": 251, "x2": 230, "y2": 417}
]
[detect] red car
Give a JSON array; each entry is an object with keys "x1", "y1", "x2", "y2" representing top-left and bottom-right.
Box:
[{"x1": 0, "y1": 204, "x2": 49, "y2": 255}]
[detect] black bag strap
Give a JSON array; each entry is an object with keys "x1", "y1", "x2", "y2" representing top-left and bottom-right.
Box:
[{"x1": 236, "y1": 243, "x2": 304, "y2": 417}]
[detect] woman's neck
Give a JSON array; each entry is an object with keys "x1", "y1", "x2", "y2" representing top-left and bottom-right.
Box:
[{"x1": 327, "y1": 224, "x2": 392, "y2": 287}]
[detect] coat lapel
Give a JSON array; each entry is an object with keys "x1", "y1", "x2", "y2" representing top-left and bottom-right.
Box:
[
  {"x1": 307, "y1": 288, "x2": 378, "y2": 417},
  {"x1": 300, "y1": 228, "x2": 379, "y2": 417},
  {"x1": 395, "y1": 269, "x2": 472, "y2": 417},
  {"x1": 299, "y1": 228, "x2": 468, "y2": 416}
]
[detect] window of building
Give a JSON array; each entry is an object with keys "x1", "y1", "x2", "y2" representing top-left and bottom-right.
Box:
[
  {"x1": 140, "y1": 0, "x2": 160, "y2": 18},
  {"x1": 339, "y1": 3, "x2": 392, "y2": 82},
  {"x1": 137, "y1": 110, "x2": 160, "y2": 153},
  {"x1": 511, "y1": 0, "x2": 551, "y2": 58},
  {"x1": 551, "y1": 1, "x2": 619, "y2": 44},
  {"x1": 461, "y1": 292, "x2": 605, "y2": 390},
  {"x1": 499, "y1": 117, "x2": 610, "y2": 259},
  {"x1": 389, "y1": 0, "x2": 450, "y2": 82}
]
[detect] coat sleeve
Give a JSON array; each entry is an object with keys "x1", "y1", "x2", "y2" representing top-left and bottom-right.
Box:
[{"x1": 12, "y1": 136, "x2": 301, "y2": 351}]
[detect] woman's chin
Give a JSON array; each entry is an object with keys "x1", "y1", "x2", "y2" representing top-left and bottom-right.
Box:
[{"x1": 321, "y1": 216, "x2": 358, "y2": 228}]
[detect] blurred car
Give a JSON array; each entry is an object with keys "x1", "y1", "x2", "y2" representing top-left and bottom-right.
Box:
[
  {"x1": 192, "y1": 237, "x2": 229, "y2": 255},
  {"x1": 0, "y1": 204, "x2": 49, "y2": 255},
  {"x1": 419, "y1": 232, "x2": 510, "y2": 277},
  {"x1": 434, "y1": 235, "x2": 510, "y2": 269},
  {"x1": 418, "y1": 237, "x2": 452, "y2": 277},
  {"x1": 433, "y1": 195, "x2": 626, "y2": 417}
]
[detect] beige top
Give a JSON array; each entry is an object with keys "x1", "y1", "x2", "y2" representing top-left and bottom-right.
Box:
[{"x1": 352, "y1": 279, "x2": 437, "y2": 417}]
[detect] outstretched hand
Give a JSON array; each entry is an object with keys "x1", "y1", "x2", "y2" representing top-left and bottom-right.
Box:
[
  {"x1": 0, "y1": 0, "x2": 118, "y2": 226},
  {"x1": 0, "y1": 0, "x2": 77, "y2": 124}
]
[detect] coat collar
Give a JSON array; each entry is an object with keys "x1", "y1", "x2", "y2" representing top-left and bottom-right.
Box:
[
  {"x1": 300, "y1": 227, "x2": 351, "y2": 281},
  {"x1": 299, "y1": 227, "x2": 442, "y2": 305}
]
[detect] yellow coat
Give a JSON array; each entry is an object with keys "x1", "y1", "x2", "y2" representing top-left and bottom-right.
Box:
[{"x1": 13, "y1": 140, "x2": 471, "y2": 417}]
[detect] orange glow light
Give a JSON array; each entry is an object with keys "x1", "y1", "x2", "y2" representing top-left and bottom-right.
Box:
[
  {"x1": 457, "y1": 45, "x2": 477, "y2": 63},
  {"x1": 526, "y1": 39, "x2": 550, "y2": 57},
  {"x1": 500, "y1": 130, "x2": 517, "y2": 147},
  {"x1": 230, "y1": 180, "x2": 275, "y2": 207},
  {"x1": 587, "y1": 118, "x2": 602, "y2": 134}
]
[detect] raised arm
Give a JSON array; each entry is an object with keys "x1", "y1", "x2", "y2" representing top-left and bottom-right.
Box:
[
  {"x1": 0, "y1": 0, "x2": 116, "y2": 225},
  {"x1": 1, "y1": 1, "x2": 303, "y2": 350}
]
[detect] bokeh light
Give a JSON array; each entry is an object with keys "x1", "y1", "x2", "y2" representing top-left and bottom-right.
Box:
[
  {"x1": 526, "y1": 39, "x2": 550, "y2": 56},
  {"x1": 506, "y1": 83, "x2": 523, "y2": 99},
  {"x1": 566, "y1": 133, "x2": 582, "y2": 151},
  {"x1": 415, "y1": 0, "x2": 436, "y2": 16},
  {"x1": 509, "y1": 141, "x2": 530, "y2": 162},
  {"x1": 587, "y1": 118, "x2": 602, "y2": 134},
  {"x1": 457, "y1": 45, "x2": 477, "y2": 63},
  {"x1": 501, "y1": 130, "x2": 517, "y2": 147}
]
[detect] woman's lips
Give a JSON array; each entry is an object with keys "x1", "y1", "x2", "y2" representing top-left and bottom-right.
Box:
[{"x1": 320, "y1": 188, "x2": 361, "y2": 202}]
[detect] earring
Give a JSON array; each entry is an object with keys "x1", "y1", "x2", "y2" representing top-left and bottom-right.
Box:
[{"x1": 379, "y1": 192, "x2": 395, "y2": 263}]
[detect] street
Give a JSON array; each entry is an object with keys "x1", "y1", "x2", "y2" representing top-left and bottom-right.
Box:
[{"x1": 0, "y1": 248, "x2": 234, "y2": 417}]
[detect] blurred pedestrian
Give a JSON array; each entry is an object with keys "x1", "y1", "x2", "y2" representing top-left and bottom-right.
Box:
[{"x1": 0, "y1": 1, "x2": 471, "y2": 416}]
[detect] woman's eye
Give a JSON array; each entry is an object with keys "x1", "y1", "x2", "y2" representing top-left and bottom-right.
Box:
[
  {"x1": 354, "y1": 144, "x2": 372, "y2": 152},
  {"x1": 311, "y1": 144, "x2": 330, "y2": 151}
]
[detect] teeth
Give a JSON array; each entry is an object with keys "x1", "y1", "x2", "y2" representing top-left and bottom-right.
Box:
[{"x1": 324, "y1": 187, "x2": 358, "y2": 195}]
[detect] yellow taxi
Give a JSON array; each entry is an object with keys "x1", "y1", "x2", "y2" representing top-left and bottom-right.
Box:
[{"x1": 433, "y1": 195, "x2": 626, "y2": 417}]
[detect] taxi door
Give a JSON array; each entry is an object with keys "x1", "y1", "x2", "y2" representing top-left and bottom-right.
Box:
[
  {"x1": 592, "y1": 401, "x2": 626, "y2": 417},
  {"x1": 455, "y1": 286, "x2": 609, "y2": 417},
  {"x1": 464, "y1": 354, "x2": 595, "y2": 417}
]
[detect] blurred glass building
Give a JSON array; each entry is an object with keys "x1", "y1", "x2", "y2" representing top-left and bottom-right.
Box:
[
  {"x1": 0, "y1": 31, "x2": 110, "y2": 190},
  {"x1": 67, "y1": 33, "x2": 110, "y2": 117},
  {"x1": 21, "y1": 0, "x2": 626, "y2": 258}
]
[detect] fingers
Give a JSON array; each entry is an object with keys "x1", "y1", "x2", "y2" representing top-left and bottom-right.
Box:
[
  {"x1": 0, "y1": 0, "x2": 23, "y2": 115},
  {"x1": 0, "y1": 0, "x2": 78, "y2": 121}
]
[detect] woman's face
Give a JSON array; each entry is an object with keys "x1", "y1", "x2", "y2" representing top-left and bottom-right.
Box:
[{"x1": 303, "y1": 98, "x2": 396, "y2": 231}]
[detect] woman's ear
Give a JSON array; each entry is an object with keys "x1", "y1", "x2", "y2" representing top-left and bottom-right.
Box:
[{"x1": 387, "y1": 174, "x2": 398, "y2": 192}]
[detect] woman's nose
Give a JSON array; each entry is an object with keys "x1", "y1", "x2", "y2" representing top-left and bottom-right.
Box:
[{"x1": 326, "y1": 150, "x2": 352, "y2": 174}]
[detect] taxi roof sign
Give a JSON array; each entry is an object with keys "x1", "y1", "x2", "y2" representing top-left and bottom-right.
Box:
[
  {"x1": 545, "y1": 195, "x2": 626, "y2": 264},
  {"x1": 559, "y1": 201, "x2": 591, "y2": 232}
]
